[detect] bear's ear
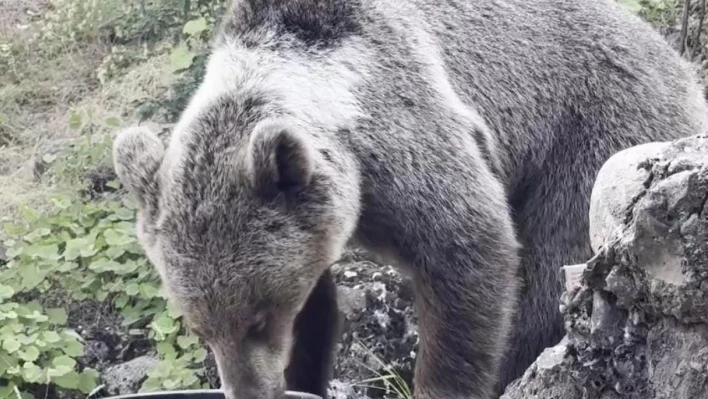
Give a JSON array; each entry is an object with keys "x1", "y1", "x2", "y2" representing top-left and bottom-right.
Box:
[
  {"x1": 112, "y1": 126, "x2": 165, "y2": 207},
  {"x1": 247, "y1": 120, "x2": 314, "y2": 198}
]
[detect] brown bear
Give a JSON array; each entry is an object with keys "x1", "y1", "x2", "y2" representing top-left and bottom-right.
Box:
[{"x1": 112, "y1": 0, "x2": 708, "y2": 398}]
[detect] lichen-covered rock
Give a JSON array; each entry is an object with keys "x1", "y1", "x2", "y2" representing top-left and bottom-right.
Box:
[
  {"x1": 329, "y1": 250, "x2": 418, "y2": 399},
  {"x1": 589, "y1": 142, "x2": 669, "y2": 252},
  {"x1": 502, "y1": 134, "x2": 708, "y2": 399},
  {"x1": 102, "y1": 355, "x2": 159, "y2": 396}
]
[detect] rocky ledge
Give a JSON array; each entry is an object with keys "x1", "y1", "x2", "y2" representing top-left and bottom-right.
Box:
[{"x1": 501, "y1": 134, "x2": 708, "y2": 399}]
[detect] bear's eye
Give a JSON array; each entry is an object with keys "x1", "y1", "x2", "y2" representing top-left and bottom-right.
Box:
[{"x1": 246, "y1": 312, "x2": 268, "y2": 338}]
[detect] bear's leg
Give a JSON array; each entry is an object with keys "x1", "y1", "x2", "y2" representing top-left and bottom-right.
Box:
[
  {"x1": 357, "y1": 162, "x2": 520, "y2": 399},
  {"x1": 498, "y1": 150, "x2": 598, "y2": 390},
  {"x1": 410, "y1": 249, "x2": 518, "y2": 399},
  {"x1": 285, "y1": 269, "x2": 341, "y2": 398}
]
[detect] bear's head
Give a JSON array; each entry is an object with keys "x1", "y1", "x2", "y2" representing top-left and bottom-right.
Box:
[{"x1": 112, "y1": 113, "x2": 358, "y2": 398}]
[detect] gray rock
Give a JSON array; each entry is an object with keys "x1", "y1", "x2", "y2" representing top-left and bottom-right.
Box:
[
  {"x1": 501, "y1": 339, "x2": 582, "y2": 399},
  {"x1": 83, "y1": 339, "x2": 111, "y2": 366},
  {"x1": 101, "y1": 355, "x2": 159, "y2": 395},
  {"x1": 328, "y1": 379, "x2": 362, "y2": 399},
  {"x1": 589, "y1": 142, "x2": 668, "y2": 253},
  {"x1": 502, "y1": 134, "x2": 708, "y2": 399}
]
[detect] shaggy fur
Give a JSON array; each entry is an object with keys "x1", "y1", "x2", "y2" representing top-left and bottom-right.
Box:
[{"x1": 113, "y1": 0, "x2": 708, "y2": 398}]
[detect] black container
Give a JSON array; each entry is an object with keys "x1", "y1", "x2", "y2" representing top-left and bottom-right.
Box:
[{"x1": 109, "y1": 389, "x2": 322, "y2": 399}]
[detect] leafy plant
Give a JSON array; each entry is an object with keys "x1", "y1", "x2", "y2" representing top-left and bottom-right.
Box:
[
  {"x1": 135, "y1": 0, "x2": 224, "y2": 122},
  {"x1": 0, "y1": 297, "x2": 99, "y2": 399},
  {"x1": 618, "y1": 0, "x2": 681, "y2": 26},
  {"x1": 39, "y1": 0, "x2": 123, "y2": 50},
  {"x1": 1, "y1": 177, "x2": 209, "y2": 395},
  {"x1": 141, "y1": 310, "x2": 209, "y2": 392},
  {"x1": 0, "y1": 114, "x2": 212, "y2": 397}
]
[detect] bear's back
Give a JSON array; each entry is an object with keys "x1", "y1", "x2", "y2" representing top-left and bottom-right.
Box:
[{"x1": 360, "y1": 0, "x2": 707, "y2": 188}]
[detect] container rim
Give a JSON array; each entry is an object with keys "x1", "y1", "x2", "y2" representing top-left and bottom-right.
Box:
[{"x1": 109, "y1": 389, "x2": 322, "y2": 399}]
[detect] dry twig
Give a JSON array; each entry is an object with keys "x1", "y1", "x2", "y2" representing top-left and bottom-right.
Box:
[
  {"x1": 681, "y1": 0, "x2": 693, "y2": 56},
  {"x1": 693, "y1": 0, "x2": 707, "y2": 60}
]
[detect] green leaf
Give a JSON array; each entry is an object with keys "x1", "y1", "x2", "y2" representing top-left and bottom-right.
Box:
[
  {"x1": 140, "y1": 377, "x2": 163, "y2": 392},
  {"x1": 50, "y1": 195, "x2": 72, "y2": 210},
  {"x1": 42, "y1": 331, "x2": 61, "y2": 343},
  {"x1": 63, "y1": 238, "x2": 88, "y2": 261},
  {"x1": 126, "y1": 282, "x2": 140, "y2": 296},
  {"x1": 57, "y1": 261, "x2": 79, "y2": 272},
  {"x1": 0, "y1": 310, "x2": 18, "y2": 320},
  {"x1": 18, "y1": 346, "x2": 40, "y2": 362},
  {"x1": 62, "y1": 340, "x2": 84, "y2": 357},
  {"x1": 183, "y1": 17, "x2": 208, "y2": 36},
  {"x1": 77, "y1": 368, "x2": 100, "y2": 393},
  {"x1": 617, "y1": 0, "x2": 642, "y2": 13},
  {"x1": 192, "y1": 348, "x2": 207, "y2": 363},
  {"x1": 89, "y1": 258, "x2": 114, "y2": 272},
  {"x1": 24, "y1": 301, "x2": 42, "y2": 313},
  {"x1": 0, "y1": 285, "x2": 14, "y2": 300},
  {"x1": 166, "y1": 301, "x2": 183, "y2": 318},
  {"x1": 114, "y1": 293, "x2": 130, "y2": 309},
  {"x1": 19, "y1": 265, "x2": 46, "y2": 290},
  {"x1": 177, "y1": 334, "x2": 200, "y2": 349},
  {"x1": 21, "y1": 207, "x2": 39, "y2": 223},
  {"x1": 14, "y1": 334, "x2": 33, "y2": 345},
  {"x1": 28, "y1": 244, "x2": 60, "y2": 260},
  {"x1": 0, "y1": 384, "x2": 14, "y2": 399},
  {"x1": 22, "y1": 362, "x2": 44, "y2": 383},
  {"x1": 156, "y1": 341, "x2": 176, "y2": 360},
  {"x1": 47, "y1": 364, "x2": 74, "y2": 377},
  {"x1": 105, "y1": 246, "x2": 126, "y2": 259},
  {"x1": 121, "y1": 312, "x2": 143, "y2": 327},
  {"x1": 104, "y1": 228, "x2": 135, "y2": 247},
  {"x1": 0, "y1": 350, "x2": 18, "y2": 375},
  {"x1": 24, "y1": 228, "x2": 51, "y2": 242},
  {"x1": 170, "y1": 43, "x2": 195, "y2": 72},
  {"x1": 52, "y1": 370, "x2": 79, "y2": 389},
  {"x1": 5, "y1": 246, "x2": 23, "y2": 258},
  {"x1": 21, "y1": 310, "x2": 48, "y2": 322},
  {"x1": 120, "y1": 260, "x2": 140, "y2": 274},
  {"x1": 139, "y1": 283, "x2": 160, "y2": 299},
  {"x1": 2, "y1": 337, "x2": 20, "y2": 353},
  {"x1": 3, "y1": 223, "x2": 24, "y2": 235},
  {"x1": 52, "y1": 354, "x2": 77, "y2": 370},
  {"x1": 114, "y1": 207, "x2": 135, "y2": 221},
  {"x1": 69, "y1": 112, "x2": 83, "y2": 130},
  {"x1": 152, "y1": 314, "x2": 178, "y2": 337},
  {"x1": 53, "y1": 355, "x2": 76, "y2": 366},
  {"x1": 181, "y1": 372, "x2": 200, "y2": 387},
  {"x1": 105, "y1": 117, "x2": 122, "y2": 127},
  {"x1": 163, "y1": 378, "x2": 180, "y2": 390},
  {"x1": 46, "y1": 308, "x2": 68, "y2": 325}
]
